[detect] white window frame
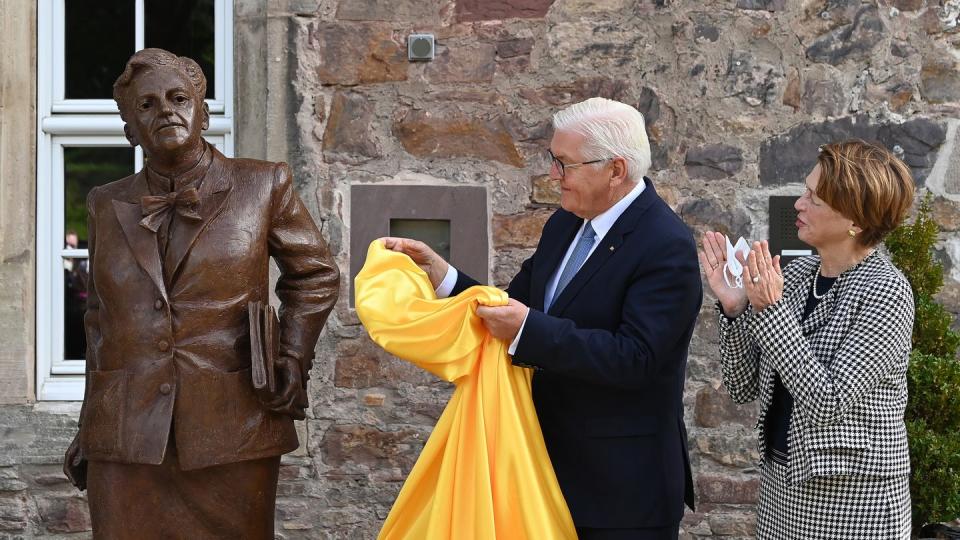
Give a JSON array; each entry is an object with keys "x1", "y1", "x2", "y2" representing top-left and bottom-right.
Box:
[{"x1": 36, "y1": 0, "x2": 234, "y2": 401}]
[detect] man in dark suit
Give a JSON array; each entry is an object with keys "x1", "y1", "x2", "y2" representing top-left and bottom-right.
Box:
[
  {"x1": 62, "y1": 48, "x2": 339, "y2": 539},
  {"x1": 386, "y1": 97, "x2": 701, "y2": 539}
]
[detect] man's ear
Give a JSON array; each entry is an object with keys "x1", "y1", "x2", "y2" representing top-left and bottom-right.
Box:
[
  {"x1": 611, "y1": 156, "x2": 629, "y2": 186},
  {"x1": 201, "y1": 101, "x2": 210, "y2": 131},
  {"x1": 123, "y1": 124, "x2": 139, "y2": 147}
]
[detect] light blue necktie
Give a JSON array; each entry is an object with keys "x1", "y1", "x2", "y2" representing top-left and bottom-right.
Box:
[{"x1": 548, "y1": 221, "x2": 596, "y2": 311}]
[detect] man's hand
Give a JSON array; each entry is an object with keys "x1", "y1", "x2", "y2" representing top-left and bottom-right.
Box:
[
  {"x1": 476, "y1": 299, "x2": 529, "y2": 341},
  {"x1": 380, "y1": 237, "x2": 449, "y2": 289},
  {"x1": 262, "y1": 356, "x2": 307, "y2": 420},
  {"x1": 63, "y1": 432, "x2": 87, "y2": 491}
]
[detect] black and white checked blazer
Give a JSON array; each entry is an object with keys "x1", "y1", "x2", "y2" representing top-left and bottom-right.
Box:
[{"x1": 718, "y1": 251, "x2": 914, "y2": 486}]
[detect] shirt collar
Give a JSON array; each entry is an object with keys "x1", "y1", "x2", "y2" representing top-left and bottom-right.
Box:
[
  {"x1": 585, "y1": 178, "x2": 646, "y2": 241},
  {"x1": 145, "y1": 141, "x2": 213, "y2": 194}
]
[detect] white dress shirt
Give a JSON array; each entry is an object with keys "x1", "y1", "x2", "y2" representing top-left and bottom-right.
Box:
[{"x1": 436, "y1": 179, "x2": 647, "y2": 355}]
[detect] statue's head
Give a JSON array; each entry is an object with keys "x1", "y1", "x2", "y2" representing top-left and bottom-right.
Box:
[{"x1": 113, "y1": 48, "x2": 210, "y2": 159}]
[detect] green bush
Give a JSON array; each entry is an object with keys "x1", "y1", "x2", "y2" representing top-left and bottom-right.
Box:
[
  {"x1": 887, "y1": 194, "x2": 960, "y2": 530},
  {"x1": 906, "y1": 419, "x2": 960, "y2": 526}
]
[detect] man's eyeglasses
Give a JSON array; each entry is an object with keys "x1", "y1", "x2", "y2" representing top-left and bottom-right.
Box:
[{"x1": 547, "y1": 149, "x2": 612, "y2": 178}]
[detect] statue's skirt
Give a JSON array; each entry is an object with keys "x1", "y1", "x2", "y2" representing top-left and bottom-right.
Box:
[{"x1": 86, "y1": 432, "x2": 281, "y2": 540}]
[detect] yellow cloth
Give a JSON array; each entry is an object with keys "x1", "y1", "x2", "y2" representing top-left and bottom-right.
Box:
[{"x1": 355, "y1": 241, "x2": 576, "y2": 540}]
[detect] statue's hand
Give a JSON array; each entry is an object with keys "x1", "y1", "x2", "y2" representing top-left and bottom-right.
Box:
[
  {"x1": 63, "y1": 432, "x2": 87, "y2": 491},
  {"x1": 261, "y1": 356, "x2": 307, "y2": 420}
]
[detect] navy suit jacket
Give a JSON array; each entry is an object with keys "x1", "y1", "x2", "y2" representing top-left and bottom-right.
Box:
[{"x1": 453, "y1": 178, "x2": 701, "y2": 528}]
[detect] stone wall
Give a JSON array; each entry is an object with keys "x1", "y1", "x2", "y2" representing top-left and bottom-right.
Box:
[{"x1": 4, "y1": 0, "x2": 960, "y2": 538}]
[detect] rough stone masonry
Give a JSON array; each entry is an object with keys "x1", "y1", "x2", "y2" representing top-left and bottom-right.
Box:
[{"x1": 3, "y1": 0, "x2": 960, "y2": 538}]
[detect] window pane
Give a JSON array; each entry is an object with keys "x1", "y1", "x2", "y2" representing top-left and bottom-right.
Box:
[
  {"x1": 145, "y1": 0, "x2": 215, "y2": 99},
  {"x1": 390, "y1": 219, "x2": 451, "y2": 262},
  {"x1": 64, "y1": 256, "x2": 89, "y2": 360},
  {"x1": 65, "y1": 1, "x2": 135, "y2": 99},
  {"x1": 64, "y1": 147, "x2": 134, "y2": 244}
]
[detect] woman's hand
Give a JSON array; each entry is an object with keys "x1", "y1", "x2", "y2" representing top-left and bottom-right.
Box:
[
  {"x1": 744, "y1": 240, "x2": 783, "y2": 312},
  {"x1": 699, "y1": 231, "x2": 748, "y2": 317}
]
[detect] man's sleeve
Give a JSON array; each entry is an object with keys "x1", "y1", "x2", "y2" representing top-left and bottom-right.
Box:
[
  {"x1": 511, "y1": 238, "x2": 702, "y2": 389},
  {"x1": 268, "y1": 163, "x2": 341, "y2": 378}
]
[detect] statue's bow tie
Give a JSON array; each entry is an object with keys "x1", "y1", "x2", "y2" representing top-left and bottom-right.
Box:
[{"x1": 139, "y1": 187, "x2": 202, "y2": 232}]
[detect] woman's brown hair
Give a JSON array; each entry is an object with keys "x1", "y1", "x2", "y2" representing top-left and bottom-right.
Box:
[{"x1": 815, "y1": 140, "x2": 916, "y2": 247}]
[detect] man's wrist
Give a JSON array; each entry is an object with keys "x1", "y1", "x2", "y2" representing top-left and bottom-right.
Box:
[{"x1": 429, "y1": 259, "x2": 450, "y2": 289}]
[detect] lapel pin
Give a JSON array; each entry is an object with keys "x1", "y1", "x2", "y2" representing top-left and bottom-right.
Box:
[{"x1": 609, "y1": 246, "x2": 615, "y2": 251}]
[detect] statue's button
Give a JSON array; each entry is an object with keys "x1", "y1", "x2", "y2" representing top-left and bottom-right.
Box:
[
  {"x1": 154, "y1": 299, "x2": 164, "y2": 310},
  {"x1": 159, "y1": 383, "x2": 172, "y2": 395},
  {"x1": 158, "y1": 340, "x2": 170, "y2": 352}
]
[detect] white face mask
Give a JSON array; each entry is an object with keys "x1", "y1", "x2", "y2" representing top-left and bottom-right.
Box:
[{"x1": 724, "y1": 236, "x2": 751, "y2": 289}]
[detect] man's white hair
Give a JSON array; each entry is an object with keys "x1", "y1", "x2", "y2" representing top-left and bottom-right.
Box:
[{"x1": 552, "y1": 97, "x2": 652, "y2": 182}]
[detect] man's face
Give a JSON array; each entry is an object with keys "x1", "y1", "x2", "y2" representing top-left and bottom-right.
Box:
[
  {"x1": 123, "y1": 66, "x2": 207, "y2": 158},
  {"x1": 549, "y1": 130, "x2": 615, "y2": 220}
]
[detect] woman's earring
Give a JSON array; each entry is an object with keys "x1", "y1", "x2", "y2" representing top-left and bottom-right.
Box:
[{"x1": 848, "y1": 229, "x2": 857, "y2": 237}]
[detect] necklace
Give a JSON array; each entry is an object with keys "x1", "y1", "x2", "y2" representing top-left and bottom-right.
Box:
[{"x1": 811, "y1": 262, "x2": 831, "y2": 300}]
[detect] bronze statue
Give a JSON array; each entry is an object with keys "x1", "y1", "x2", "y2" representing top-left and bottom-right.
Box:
[{"x1": 62, "y1": 48, "x2": 340, "y2": 539}]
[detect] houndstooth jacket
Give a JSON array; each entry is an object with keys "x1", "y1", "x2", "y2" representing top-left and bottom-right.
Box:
[{"x1": 717, "y1": 251, "x2": 914, "y2": 486}]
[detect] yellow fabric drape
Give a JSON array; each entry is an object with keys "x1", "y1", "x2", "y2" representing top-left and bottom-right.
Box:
[{"x1": 354, "y1": 241, "x2": 576, "y2": 540}]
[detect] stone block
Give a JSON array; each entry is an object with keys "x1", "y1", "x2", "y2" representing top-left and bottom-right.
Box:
[
  {"x1": 694, "y1": 431, "x2": 761, "y2": 468},
  {"x1": 758, "y1": 115, "x2": 946, "y2": 186},
  {"x1": 37, "y1": 495, "x2": 90, "y2": 533},
  {"x1": 708, "y1": 512, "x2": 759, "y2": 536},
  {"x1": 0, "y1": 469, "x2": 24, "y2": 493},
  {"x1": 335, "y1": 0, "x2": 446, "y2": 23},
  {"x1": 805, "y1": 5, "x2": 885, "y2": 66},
  {"x1": 455, "y1": 0, "x2": 555, "y2": 22},
  {"x1": 724, "y1": 50, "x2": 785, "y2": 107},
  {"x1": 496, "y1": 38, "x2": 534, "y2": 59},
  {"x1": 737, "y1": 0, "x2": 786, "y2": 10},
  {"x1": 696, "y1": 474, "x2": 760, "y2": 504},
  {"x1": 308, "y1": 22, "x2": 407, "y2": 86},
  {"x1": 684, "y1": 145, "x2": 744, "y2": 180},
  {"x1": 892, "y1": 0, "x2": 925, "y2": 10},
  {"x1": 783, "y1": 70, "x2": 801, "y2": 109},
  {"x1": 334, "y1": 337, "x2": 438, "y2": 389},
  {"x1": 802, "y1": 73, "x2": 846, "y2": 117},
  {"x1": 519, "y1": 77, "x2": 631, "y2": 107},
  {"x1": 320, "y1": 424, "x2": 422, "y2": 473},
  {"x1": 695, "y1": 384, "x2": 759, "y2": 428},
  {"x1": 678, "y1": 198, "x2": 752, "y2": 240},
  {"x1": 425, "y1": 43, "x2": 497, "y2": 84},
  {"x1": 322, "y1": 91, "x2": 380, "y2": 163},
  {"x1": 0, "y1": 495, "x2": 26, "y2": 532},
  {"x1": 531, "y1": 175, "x2": 561, "y2": 206},
  {"x1": 933, "y1": 197, "x2": 960, "y2": 232},
  {"x1": 393, "y1": 110, "x2": 524, "y2": 167},
  {"x1": 492, "y1": 210, "x2": 553, "y2": 249},
  {"x1": 922, "y1": 59, "x2": 960, "y2": 104}
]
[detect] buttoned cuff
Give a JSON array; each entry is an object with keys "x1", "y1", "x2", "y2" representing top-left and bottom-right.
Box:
[{"x1": 435, "y1": 265, "x2": 458, "y2": 298}]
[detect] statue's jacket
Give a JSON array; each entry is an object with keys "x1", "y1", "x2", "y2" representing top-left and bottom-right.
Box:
[{"x1": 78, "y1": 146, "x2": 339, "y2": 470}]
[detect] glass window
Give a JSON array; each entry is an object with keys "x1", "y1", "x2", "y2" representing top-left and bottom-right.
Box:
[
  {"x1": 64, "y1": 1, "x2": 135, "y2": 99},
  {"x1": 38, "y1": 0, "x2": 234, "y2": 400},
  {"x1": 146, "y1": 0, "x2": 215, "y2": 99},
  {"x1": 390, "y1": 219, "x2": 452, "y2": 262}
]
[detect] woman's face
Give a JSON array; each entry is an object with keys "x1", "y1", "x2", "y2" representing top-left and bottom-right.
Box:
[{"x1": 794, "y1": 164, "x2": 858, "y2": 250}]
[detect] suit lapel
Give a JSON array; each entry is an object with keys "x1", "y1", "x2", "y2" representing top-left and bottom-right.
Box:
[
  {"x1": 164, "y1": 149, "x2": 233, "y2": 282},
  {"x1": 547, "y1": 178, "x2": 658, "y2": 317},
  {"x1": 113, "y1": 171, "x2": 168, "y2": 301},
  {"x1": 530, "y1": 212, "x2": 581, "y2": 311}
]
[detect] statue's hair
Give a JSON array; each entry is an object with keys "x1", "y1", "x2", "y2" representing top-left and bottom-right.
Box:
[{"x1": 113, "y1": 48, "x2": 206, "y2": 119}]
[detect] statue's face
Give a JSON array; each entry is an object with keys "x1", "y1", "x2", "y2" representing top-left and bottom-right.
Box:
[{"x1": 124, "y1": 65, "x2": 207, "y2": 158}]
